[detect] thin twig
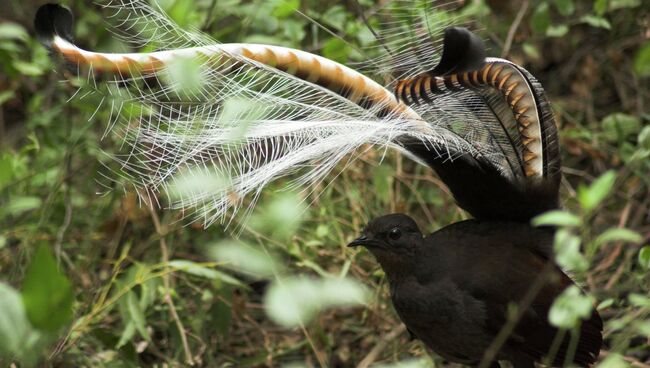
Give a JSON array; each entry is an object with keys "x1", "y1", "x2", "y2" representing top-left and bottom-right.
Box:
[
  {"x1": 202, "y1": 0, "x2": 218, "y2": 31},
  {"x1": 146, "y1": 203, "x2": 195, "y2": 366},
  {"x1": 357, "y1": 324, "x2": 407, "y2": 368},
  {"x1": 479, "y1": 262, "x2": 555, "y2": 367},
  {"x1": 501, "y1": 0, "x2": 529, "y2": 58}
]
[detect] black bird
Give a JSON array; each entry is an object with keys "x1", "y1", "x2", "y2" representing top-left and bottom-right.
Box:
[{"x1": 349, "y1": 214, "x2": 603, "y2": 368}]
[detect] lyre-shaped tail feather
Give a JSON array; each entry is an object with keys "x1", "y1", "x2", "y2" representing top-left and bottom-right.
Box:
[
  {"x1": 33, "y1": 3, "x2": 478, "y2": 225},
  {"x1": 35, "y1": 2, "x2": 559, "y2": 223},
  {"x1": 395, "y1": 27, "x2": 561, "y2": 220}
]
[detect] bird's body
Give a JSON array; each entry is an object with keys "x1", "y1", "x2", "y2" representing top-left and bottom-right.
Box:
[{"x1": 350, "y1": 215, "x2": 602, "y2": 367}]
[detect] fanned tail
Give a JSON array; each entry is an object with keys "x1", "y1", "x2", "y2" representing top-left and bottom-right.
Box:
[
  {"x1": 35, "y1": 2, "x2": 560, "y2": 223},
  {"x1": 394, "y1": 27, "x2": 561, "y2": 220}
]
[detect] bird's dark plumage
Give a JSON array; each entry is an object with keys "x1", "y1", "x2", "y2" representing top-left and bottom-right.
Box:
[
  {"x1": 349, "y1": 214, "x2": 602, "y2": 367},
  {"x1": 34, "y1": 3, "x2": 74, "y2": 46}
]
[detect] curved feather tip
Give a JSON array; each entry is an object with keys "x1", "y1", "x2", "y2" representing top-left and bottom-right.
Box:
[
  {"x1": 430, "y1": 27, "x2": 486, "y2": 76},
  {"x1": 34, "y1": 3, "x2": 75, "y2": 46}
]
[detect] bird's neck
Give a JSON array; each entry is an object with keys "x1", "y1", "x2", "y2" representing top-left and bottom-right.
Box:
[{"x1": 375, "y1": 253, "x2": 418, "y2": 284}]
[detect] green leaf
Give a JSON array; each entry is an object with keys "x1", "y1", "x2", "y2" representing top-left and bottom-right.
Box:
[
  {"x1": 580, "y1": 15, "x2": 611, "y2": 29},
  {"x1": 639, "y1": 126, "x2": 650, "y2": 150},
  {"x1": 609, "y1": 0, "x2": 641, "y2": 10},
  {"x1": 577, "y1": 171, "x2": 617, "y2": 211},
  {"x1": 532, "y1": 210, "x2": 581, "y2": 227},
  {"x1": 546, "y1": 24, "x2": 569, "y2": 38},
  {"x1": 597, "y1": 353, "x2": 629, "y2": 368},
  {"x1": 321, "y1": 38, "x2": 350, "y2": 63},
  {"x1": 116, "y1": 321, "x2": 136, "y2": 349},
  {"x1": 21, "y1": 244, "x2": 74, "y2": 333},
  {"x1": 635, "y1": 320, "x2": 650, "y2": 338},
  {"x1": 594, "y1": 0, "x2": 609, "y2": 15},
  {"x1": 272, "y1": 0, "x2": 300, "y2": 18},
  {"x1": 168, "y1": 260, "x2": 220, "y2": 279},
  {"x1": 549, "y1": 286, "x2": 594, "y2": 328},
  {"x1": 522, "y1": 43, "x2": 540, "y2": 60},
  {"x1": 168, "y1": 260, "x2": 246, "y2": 287},
  {"x1": 372, "y1": 359, "x2": 434, "y2": 368},
  {"x1": 0, "y1": 23, "x2": 29, "y2": 42},
  {"x1": 322, "y1": 6, "x2": 347, "y2": 30},
  {"x1": 264, "y1": 277, "x2": 368, "y2": 327},
  {"x1": 13, "y1": 61, "x2": 45, "y2": 77},
  {"x1": 166, "y1": 165, "x2": 231, "y2": 204},
  {"x1": 163, "y1": 56, "x2": 205, "y2": 97},
  {"x1": 0, "y1": 90, "x2": 15, "y2": 106},
  {"x1": 601, "y1": 113, "x2": 641, "y2": 142},
  {"x1": 125, "y1": 291, "x2": 150, "y2": 341},
  {"x1": 628, "y1": 293, "x2": 650, "y2": 307},
  {"x1": 594, "y1": 228, "x2": 643, "y2": 247},
  {"x1": 0, "y1": 283, "x2": 31, "y2": 357},
  {"x1": 209, "y1": 241, "x2": 281, "y2": 278},
  {"x1": 597, "y1": 298, "x2": 614, "y2": 310},
  {"x1": 633, "y1": 42, "x2": 650, "y2": 77},
  {"x1": 554, "y1": 229, "x2": 589, "y2": 272},
  {"x1": 3, "y1": 196, "x2": 42, "y2": 217},
  {"x1": 638, "y1": 246, "x2": 650, "y2": 269},
  {"x1": 531, "y1": 3, "x2": 551, "y2": 34},
  {"x1": 553, "y1": 0, "x2": 575, "y2": 16},
  {"x1": 249, "y1": 192, "x2": 307, "y2": 239}
]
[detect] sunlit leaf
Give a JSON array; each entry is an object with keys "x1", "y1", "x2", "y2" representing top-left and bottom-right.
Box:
[
  {"x1": 0, "y1": 283, "x2": 30, "y2": 356},
  {"x1": 638, "y1": 246, "x2": 650, "y2": 269},
  {"x1": 594, "y1": 227, "x2": 643, "y2": 247},
  {"x1": 628, "y1": 293, "x2": 650, "y2": 307},
  {"x1": 166, "y1": 166, "x2": 232, "y2": 203},
  {"x1": 273, "y1": 0, "x2": 300, "y2": 17},
  {"x1": 0, "y1": 23, "x2": 29, "y2": 41},
  {"x1": 164, "y1": 57, "x2": 205, "y2": 97},
  {"x1": 596, "y1": 353, "x2": 629, "y2": 368},
  {"x1": 373, "y1": 358, "x2": 434, "y2": 368},
  {"x1": 577, "y1": 171, "x2": 617, "y2": 211},
  {"x1": 580, "y1": 15, "x2": 611, "y2": 29},
  {"x1": 3, "y1": 196, "x2": 42, "y2": 217},
  {"x1": 549, "y1": 286, "x2": 594, "y2": 328},
  {"x1": 249, "y1": 192, "x2": 307, "y2": 239},
  {"x1": 546, "y1": 24, "x2": 569, "y2": 38},
  {"x1": 209, "y1": 241, "x2": 282, "y2": 278},
  {"x1": 265, "y1": 277, "x2": 368, "y2": 327},
  {"x1": 532, "y1": 210, "x2": 581, "y2": 227},
  {"x1": 169, "y1": 260, "x2": 246, "y2": 287},
  {"x1": 554, "y1": 229, "x2": 589, "y2": 272}
]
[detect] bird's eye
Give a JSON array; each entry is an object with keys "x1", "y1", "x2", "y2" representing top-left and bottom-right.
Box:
[{"x1": 388, "y1": 227, "x2": 402, "y2": 240}]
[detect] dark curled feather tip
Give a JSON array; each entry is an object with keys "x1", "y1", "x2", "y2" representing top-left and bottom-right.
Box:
[
  {"x1": 430, "y1": 27, "x2": 486, "y2": 76},
  {"x1": 34, "y1": 3, "x2": 74, "y2": 46}
]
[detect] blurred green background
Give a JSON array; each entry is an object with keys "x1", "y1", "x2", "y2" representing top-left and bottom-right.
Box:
[{"x1": 0, "y1": 0, "x2": 649, "y2": 366}]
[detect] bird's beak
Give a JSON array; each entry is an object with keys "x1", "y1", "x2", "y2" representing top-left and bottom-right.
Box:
[{"x1": 348, "y1": 235, "x2": 371, "y2": 248}]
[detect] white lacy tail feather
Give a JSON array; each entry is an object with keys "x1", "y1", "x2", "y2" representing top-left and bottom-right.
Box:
[{"x1": 56, "y1": 0, "x2": 506, "y2": 226}]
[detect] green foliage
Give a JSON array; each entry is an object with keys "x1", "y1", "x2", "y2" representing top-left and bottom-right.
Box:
[
  {"x1": 549, "y1": 286, "x2": 594, "y2": 329},
  {"x1": 264, "y1": 276, "x2": 368, "y2": 327},
  {"x1": 0, "y1": 283, "x2": 32, "y2": 358},
  {"x1": 22, "y1": 244, "x2": 74, "y2": 333}
]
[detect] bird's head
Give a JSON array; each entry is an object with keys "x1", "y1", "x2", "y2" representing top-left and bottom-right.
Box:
[{"x1": 348, "y1": 214, "x2": 423, "y2": 273}]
